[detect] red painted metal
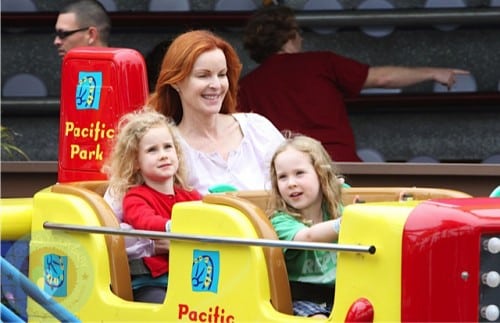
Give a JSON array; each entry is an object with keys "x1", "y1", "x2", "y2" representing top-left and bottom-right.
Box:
[
  {"x1": 344, "y1": 298, "x2": 374, "y2": 322},
  {"x1": 401, "y1": 197, "x2": 500, "y2": 322},
  {"x1": 58, "y1": 47, "x2": 149, "y2": 182}
]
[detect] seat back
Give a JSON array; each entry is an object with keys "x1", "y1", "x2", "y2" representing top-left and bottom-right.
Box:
[
  {"x1": 357, "y1": 0, "x2": 396, "y2": 37},
  {"x1": 343, "y1": 187, "x2": 472, "y2": 203},
  {"x1": 149, "y1": 0, "x2": 190, "y2": 11},
  {"x1": 482, "y1": 154, "x2": 500, "y2": 164},
  {"x1": 202, "y1": 194, "x2": 293, "y2": 315},
  {"x1": 98, "y1": 0, "x2": 117, "y2": 11},
  {"x1": 50, "y1": 182, "x2": 133, "y2": 301},
  {"x1": 2, "y1": 73, "x2": 47, "y2": 97},
  {"x1": 225, "y1": 190, "x2": 270, "y2": 213},
  {"x1": 303, "y1": 0, "x2": 342, "y2": 34},
  {"x1": 66, "y1": 180, "x2": 110, "y2": 196},
  {"x1": 357, "y1": 147, "x2": 386, "y2": 162},
  {"x1": 1, "y1": 0, "x2": 36, "y2": 12},
  {"x1": 214, "y1": 0, "x2": 257, "y2": 11},
  {"x1": 407, "y1": 155, "x2": 440, "y2": 163},
  {"x1": 433, "y1": 73, "x2": 477, "y2": 93},
  {"x1": 424, "y1": 0, "x2": 466, "y2": 31},
  {"x1": 226, "y1": 187, "x2": 472, "y2": 210}
]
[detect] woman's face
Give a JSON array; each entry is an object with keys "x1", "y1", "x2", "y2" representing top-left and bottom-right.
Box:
[{"x1": 175, "y1": 48, "x2": 229, "y2": 116}]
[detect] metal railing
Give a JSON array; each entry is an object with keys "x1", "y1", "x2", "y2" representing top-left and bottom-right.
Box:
[
  {"x1": 43, "y1": 222, "x2": 376, "y2": 254},
  {"x1": 295, "y1": 8, "x2": 500, "y2": 27},
  {"x1": 2, "y1": 8, "x2": 500, "y2": 29},
  {"x1": 0, "y1": 257, "x2": 80, "y2": 322},
  {"x1": 2, "y1": 92, "x2": 499, "y2": 117}
]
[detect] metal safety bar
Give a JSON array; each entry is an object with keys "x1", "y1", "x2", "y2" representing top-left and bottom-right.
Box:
[
  {"x1": 0, "y1": 257, "x2": 80, "y2": 323},
  {"x1": 295, "y1": 8, "x2": 500, "y2": 27},
  {"x1": 43, "y1": 221, "x2": 376, "y2": 254},
  {"x1": 2, "y1": 8, "x2": 500, "y2": 29},
  {"x1": 2, "y1": 92, "x2": 499, "y2": 117}
]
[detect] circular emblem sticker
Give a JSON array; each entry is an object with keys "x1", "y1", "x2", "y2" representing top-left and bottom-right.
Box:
[{"x1": 28, "y1": 230, "x2": 94, "y2": 315}]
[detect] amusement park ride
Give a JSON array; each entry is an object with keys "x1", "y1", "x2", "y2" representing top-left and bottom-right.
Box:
[{"x1": 1, "y1": 47, "x2": 499, "y2": 322}]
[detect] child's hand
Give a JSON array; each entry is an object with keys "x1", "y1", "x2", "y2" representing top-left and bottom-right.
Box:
[
  {"x1": 353, "y1": 195, "x2": 364, "y2": 204},
  {"x1": 337, "y1": 175, "x2": 351, "y2": 188},
  {"x1": 153, "y1": 239, "x2": 170, "y2": 255},
  {"x1": 399, "y1": 191, "x2": 414, "y2": 201}
]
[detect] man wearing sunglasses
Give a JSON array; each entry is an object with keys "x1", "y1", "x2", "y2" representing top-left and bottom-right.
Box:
[{"x1": 54, "y1": 0, "x2": 111, "y2": 58}]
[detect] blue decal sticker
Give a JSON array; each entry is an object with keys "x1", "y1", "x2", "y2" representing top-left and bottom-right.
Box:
[
  {"x1": 44, "y1": 254, "x2": 67, "y2": 297},
  {"x1": 76, "y1": 72, "x2": 102, "y2": 110},
  {"x1": 191, "y1": 250, "x2": 219, "y2": 293}
]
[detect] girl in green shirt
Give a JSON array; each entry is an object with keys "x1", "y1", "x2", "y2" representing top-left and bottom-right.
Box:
[{"x1": 267, "y1": 135, "x2": 343, "y2": 318}]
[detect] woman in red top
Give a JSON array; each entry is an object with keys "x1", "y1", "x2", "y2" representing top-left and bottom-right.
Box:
[
  {"x1": 105, "y1": 108, "x2": 201, "y2": 303},
  {"x1": 238, "y1": 5, "x2": 469, "y2": 162}
]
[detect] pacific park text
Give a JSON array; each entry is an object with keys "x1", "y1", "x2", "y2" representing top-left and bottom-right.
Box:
[
  {"x1": 178, "y1": 304, "x2": 234, "y2": 323},
  {"x1": 64, "y1": 121, "x2": 114, "y2": 161}
]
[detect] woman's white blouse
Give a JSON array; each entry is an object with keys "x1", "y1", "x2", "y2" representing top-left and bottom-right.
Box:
[{"x1": 178, "y1": 112, "x2": 285, "y2": 195}]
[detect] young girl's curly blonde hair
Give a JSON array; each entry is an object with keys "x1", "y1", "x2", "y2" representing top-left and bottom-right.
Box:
[
  {"x1": 103, "y1": 107, "x2": 190, "y2": 201},
  {"x1": 267, "y1": 135, "x2": 343, "y2": 223}
]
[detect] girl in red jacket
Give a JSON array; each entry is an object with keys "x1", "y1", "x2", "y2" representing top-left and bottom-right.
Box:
[{"x1": 106, "y1": 108, "x2": 201, "y2": 303}]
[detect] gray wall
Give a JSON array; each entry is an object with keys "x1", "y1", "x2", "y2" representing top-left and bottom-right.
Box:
[{"x1": 2, "y1": 0, "x2": 500, "y2": 161}]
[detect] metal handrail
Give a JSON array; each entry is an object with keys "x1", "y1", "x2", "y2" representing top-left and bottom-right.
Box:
[
  {"x1": 43, "y1": 221, "x2": 376, "y2": 254},
  {"x1": 1, "y1": 98, "x2": 60, "y2": 116},
  {"x1": 295, "y1": 8, "x2": 500, "y2": 27},
  {"x1": 2, "y1": 8, "x2": 500, "y2": 28},
  {"x1": 0, "y1": 257, "x2": 80, "y2": 323},
  {"x1": 2, "y1": 92, "x2": 499, "y2": 117},
  {"x1": 0, "y1": 303, "x2": 24, "y2": 323}
]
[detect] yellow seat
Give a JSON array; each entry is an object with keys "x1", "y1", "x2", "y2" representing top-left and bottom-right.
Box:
[
  {"x1": 48, "y1": 182, "x2": 470, "y2": 312},
  {"x1": 203, "y1": 193, "x2": 293, "y2": 315},
  {"x1": 51, "y1": 182, "x2": 133, "y2": 301},
  {"x1": 51, "y1": 181, "x2": 296, "y2": 310}
]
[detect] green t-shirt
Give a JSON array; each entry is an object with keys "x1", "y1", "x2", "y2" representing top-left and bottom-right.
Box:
[{"x1": 271, "y1": 210, "x2": 338, "y2": 286}]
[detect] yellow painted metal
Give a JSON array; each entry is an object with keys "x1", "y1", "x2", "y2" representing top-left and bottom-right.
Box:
[
  {"x1": 18, "y1": 187, "x2": 423, "y2": 322},
  {"x1": 331, "y1": 201, "x2": 419, "y2": 322},
  {"x1": 0, "y1": 198, "x2": 33, "y2": 240},
  {"x1": 26, "y1": 191, "x2": 299, "y2": 322}
]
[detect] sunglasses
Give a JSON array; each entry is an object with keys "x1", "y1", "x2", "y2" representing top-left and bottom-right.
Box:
[{"x1": 55, "y1": 27, "x2": 89, "y2": 40}]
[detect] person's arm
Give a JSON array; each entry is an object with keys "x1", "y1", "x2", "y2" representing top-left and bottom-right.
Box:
[
  {"x1": 364, "y1": 66, "x2": 470, "y2": 89},
  {"x1": 123, "y1": 193, "x2": 169, "y2": 231},
  {"x1": 294, "y1": 218, "x2": 341, "y2": 243},
  {"x1": 151, "y1": 239, "x2": 170, "y2": 255},
  {"x1": 104, "y1": 188, "x2": 159, "y2": 258}
]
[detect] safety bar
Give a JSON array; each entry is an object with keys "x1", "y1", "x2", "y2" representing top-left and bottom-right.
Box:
[
  {"x1": 2, "y1": 92, "x2": 499, "y2": 117},
  {"x1": 1, "y1": 303, "x2": 24, "y2": 323},
  {"x1": 43, "y1": 221, "x2": 376, "y2": 254},
  {"x1": 0, "y1": 257, "x2": 80, "y2": 323},
  {"x1": 295, "y1": 8, "x2": 500, "y2": 27},
  {"x1": 2, "y1": 8, "x2": 500, "y2": 29}
]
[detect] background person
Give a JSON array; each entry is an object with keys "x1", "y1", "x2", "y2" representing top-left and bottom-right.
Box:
[
  {"x1": 238, "y1": 5, "x2": 469, "y2": 162},
  {"x1": 54, "y1": 0, "x2": 110, "y2": 58},
  {"x1": 148, "y1": 29, "x2": 285, "y2": 195},
  {"x1": 104, "y1": 108, "x2": 202, "y2": 303},
  {"x1": 267, "y1": 134, "x2": 343, "y2": 318}
]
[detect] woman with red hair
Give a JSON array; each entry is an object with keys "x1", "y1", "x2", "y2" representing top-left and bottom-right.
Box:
[
  {"x1": 147, "y1": 30, "x2": 285, "y2": 194},
  {"x1": 103, "y1": 30, "x2": 284, "y2": 301}
]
